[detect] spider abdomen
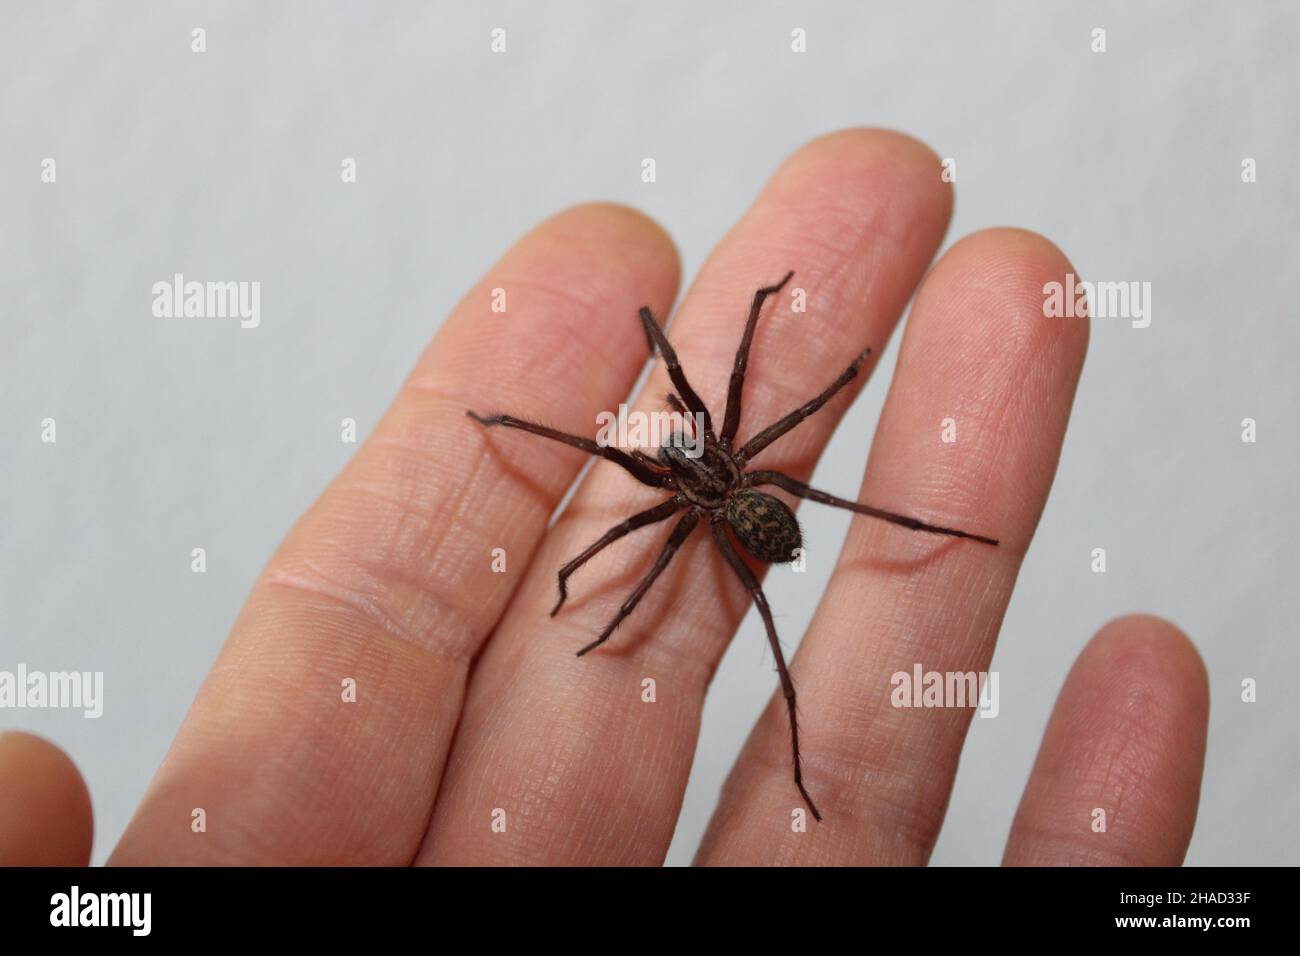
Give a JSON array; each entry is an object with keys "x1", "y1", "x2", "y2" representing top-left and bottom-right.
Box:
[{"x1": 726, "y1": 490, "x2": 801, "y2": 563}]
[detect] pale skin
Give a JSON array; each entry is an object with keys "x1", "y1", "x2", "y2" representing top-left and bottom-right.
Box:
[{"x1": 0, "y1": 130, "x2": 1209, "y2": 866}]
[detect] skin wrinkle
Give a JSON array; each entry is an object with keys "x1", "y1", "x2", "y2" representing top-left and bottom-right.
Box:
[
  {"x1": 416, "y1": 278, "x2": 650, "y2": 390},
  {"x1": 551, "y1": 524, "x2": 693, "y2": 623},
  {"x1": 213, "y1": 630, "x2": 439, "y2": 786},
  {"x1": 710, "y1": 251, "x2": 889, "y2": 434},
  {"x1": 275, "y1": 410, "x2": 580, "y2": 662},
  {"x1": 730, "y1": 565, "x2": 991, "y2": 816},
  {"x1": 265, "y1": 541, "x2": 478, "y2": 662},
  {"x1": 1022, "y1": 717, "x2": 1188, "y2": 865},
  {"x1": 482, "y1": 271, "x2": 604, "y2": 322},
  {"x1": 542, "y1": 558, "x2": 725, "y2": 689},
  {"x1": 1011, "y1": 828, "x2": 1153, "y2": 868},
  {"x1": 506, "y1": 520, "x2": 738, "y2": 686},
  {"x1": 163, "y1": 698, "x2": 371, "y2": 861},
  {"x1": 1077, "y1": 683, "x2": 1168, "y2": 833},
  {"x1": 368, "y1": 409, "x2": 558, "y2": 518},
  {"x1": 768, "y1": 148, "x2": 925, "y2": 251},
  {"x1": 798, "y1": 620, "x2": 1001, "y2": 841},
  {"x1": 330, "y1": 475, "x2": 544, "y2": 586},
  {"x1": 865, "y1": 352, "x2": 1031, "y2": 549},
  {"x1": 338, "y1": 471, "x2": 546, "y2": 618},
  {"x1": 459, "y1": 675, "x2": 670, "y2": 865},
  {"x1": 397, "y1": 327, "x2": 656, "y2": 485},
  {"x1": 367, "y1": 489, "x2": 457, "y2": 580},
  {"x1": 515, "y1": 209, "x2": 677, "y2": 308},
  {"x1": 435, "y1": 230, "x2": 678, "y2": 385},
  {"x1": 734, "y1": 731, "x2": 944, "y2": 861},
  {"x1": 833, "y1": 527, "x2": 983, "y2": 581}
]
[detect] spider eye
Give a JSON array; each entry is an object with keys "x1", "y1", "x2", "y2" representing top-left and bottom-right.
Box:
[{"x1": 726, "y1": 490, "x2": 801, "y2": 563}]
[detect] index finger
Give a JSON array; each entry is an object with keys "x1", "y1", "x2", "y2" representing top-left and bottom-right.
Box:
[{"x1": 109, "y1": 204, "x2": 680, "y2": 864}]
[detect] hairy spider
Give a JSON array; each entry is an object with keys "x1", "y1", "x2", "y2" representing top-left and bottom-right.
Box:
[{"x1": 467, "y1": 271, "x2": 998, "y2": 821}]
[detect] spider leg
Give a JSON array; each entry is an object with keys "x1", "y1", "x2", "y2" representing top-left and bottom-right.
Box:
[
  {"x1": 551, "y1": 497, "x2": 684, "y2": 616},
  {"x1": 466, "y1": 411, "x2": 672, "y2": 487},
  {"x1": 737, "y1": 346, "x2": 872, "y2": 464},
  {"x1": 639, "y1": 307, "x2": 715, "y2": 440},
  {"x1": 719, "y1": 271, "x2": 795, "y2": 448},
  {"x1": 575, "y1": 509, "x2": 700, "y2": 657},
  {"x1": 664, "y1": 392, "x2": 699, "y2": 440},
  {"x1": 745, "y1": 470, "x2": 999, "y2": 545},
  {"x1": 709, "y1": 517, "x2": 822, "y2": 822}
]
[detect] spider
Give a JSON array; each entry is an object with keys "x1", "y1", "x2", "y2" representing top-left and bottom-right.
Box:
[{"x1": 467, "y1": 271, "x2": 998, "y2": 821}]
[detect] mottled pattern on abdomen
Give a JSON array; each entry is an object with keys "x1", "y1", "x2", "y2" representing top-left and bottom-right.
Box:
[{"x1": 726, "y1": 490, "x2": 801, "y2": 563}]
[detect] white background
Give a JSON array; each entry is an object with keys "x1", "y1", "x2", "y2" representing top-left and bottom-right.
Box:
[{"x1": 2, "y1": 2, "x2": 1296, "y2": 866}]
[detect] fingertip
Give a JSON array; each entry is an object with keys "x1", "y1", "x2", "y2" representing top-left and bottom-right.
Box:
[
  {"x1": 541, "y1": 201, "x2": 682, "y2": 287},
  {"x1": 1087, "y1": 614, "x2": 1210, "y2": 708},
  {"x1": 453, "y1": 201, "x2": 682, "y2": 371},
  {"x1": 933, "y1": 227, "x2": 1088, "y2": 353},
  {"x1": 794, "y1": 127, "x2": 951, "y2": 184},
  {"x1": 774, "y1": 127, "x2": 954, "y2": 233},
  {"x1": 798, "y1": 125, "x2": 944, "y2": 158},
  {"x1": 1004, "y1": 615, "x2": 1209, "y2": 866},
  {"x1": 0, "y1": 732, "x2": 94, "y2": 866},
  {"x1": 1063, "y1": 614, "x2": 1211, "y2": 763},
  {"x1": 950, "y1": 225, "x2": 1073, "y2": 266}
]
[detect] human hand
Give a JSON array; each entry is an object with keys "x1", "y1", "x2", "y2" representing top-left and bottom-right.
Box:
[{"x1": 2, "y1": 129, "x2": 1208, "y2": 866}]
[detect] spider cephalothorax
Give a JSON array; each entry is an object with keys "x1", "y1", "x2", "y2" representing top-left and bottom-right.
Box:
[{"x1": 467, "y1": 271, "x2": 997, "y2": 821}]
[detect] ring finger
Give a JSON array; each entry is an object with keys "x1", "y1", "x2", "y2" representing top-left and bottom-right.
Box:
[{"x1": 697, "y1": 228, "x2": 1089, "y2": 864}]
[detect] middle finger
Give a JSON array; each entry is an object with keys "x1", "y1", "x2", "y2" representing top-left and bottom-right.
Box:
[{"x1": 418, "y1": 129, "x2": 953, "y2": 864}]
